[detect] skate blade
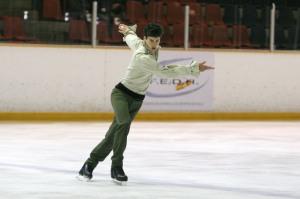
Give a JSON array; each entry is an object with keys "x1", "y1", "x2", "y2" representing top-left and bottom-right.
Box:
[
  {"x1": 76, "y1": 175, "x2": 91, "y2": 182},
  {"x1": 112, "y1": 179, "x2": 127, "y2": 186}
]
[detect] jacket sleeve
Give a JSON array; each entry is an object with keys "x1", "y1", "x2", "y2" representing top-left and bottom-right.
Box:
[
  {"x1": 123, "y1": 25, "x2": 143, "y2": 51},
  {"x1": 136, "y1": 54, "x2": 200, "y2": 78},
  {"x1": 124, "y1": 33, "x2": 143, "y2": 51}
]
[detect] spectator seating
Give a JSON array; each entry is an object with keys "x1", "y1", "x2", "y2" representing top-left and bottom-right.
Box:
[
  {"x1": 205, "y1": 4, "x2": 224, "y2": 25},
  {"x1": 277, "y1": 6, "x2": 296, "y2": 28},
  {"x1": 161, "y1": 25, "x2": 173, "y2": 46},
  {"x1": 232, "y1": 24, "x2": 251, "y2": 48},
  {"x1": 188, "y1": 2, "x2": 202, "y2": 25},
  {"x1": 111, "y1": 25, "x2": 123, "y2": 44},
  {"x1": 166, "y1": 1, "x2": 184, "y2": 24},
  {"x1": 242, "y1": 4, "x2": 257, "y2": 27},
  {"x1": 223, "y1": 4, "x2": 240, "y2": 25},
  {"x1": 275, "y1": 25, "x2": 288, "y2": 49},
  {"x1": 0, "y1": 16, "x2": 34, "y2": 41},
  {"x1": 147, "y1": 1, "x2": 165, "y2": 24},
  {"x1": 97, "y1": 21, "x2": 111, "y2": 44},
  {"x1": 287, "y1": 26, "x2": 299, "y2": 49},
  {"x1": 43, "y1": 0, "x2": 63, "y2": 20},
  {"x1": 136, "y1": 21, "x2": 148, "y2": 38},
  {"x1": 126, "y1": 0, "x2": 146, "y2": 23},
  {"x1": 172, "y1": 23, "x2": 185, "y2": 46},
  {"x1": 211, "y1": 24, "x2": 232, "y2": 47},
  {"x1": 68, "y1": 19, "x2": 90, "y2": 43},
  {"x1": 191, "y1": 23, "x2": 211, "y2": 47},
  {"x1": 250, "y1": 24, "x2": 267, "y2": 48}
]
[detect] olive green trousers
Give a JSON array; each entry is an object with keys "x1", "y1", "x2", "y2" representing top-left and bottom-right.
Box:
[{"x1": 86, "y1": 88, "x2": 143, "y2": 169}]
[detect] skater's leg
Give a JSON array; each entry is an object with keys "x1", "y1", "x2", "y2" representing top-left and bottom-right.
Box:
[
  {"x1": 110, "y1": 98, "x2": 142, "y2": 183},
  {"x1": 111, "y1": 125, "x2": 130, "y2": 168},
  {"x1": 85, "y1": 88, "x2": 131, "y2": 168},
  {"x1": 86, "y1": 117, "x2": 118, "y2": 168},
  {"x1": 111, "y1": 97, "x2": 143, "y2": 168},
  {"x1": 78, "y1": 117, "x2": 119, "y2": 180}
]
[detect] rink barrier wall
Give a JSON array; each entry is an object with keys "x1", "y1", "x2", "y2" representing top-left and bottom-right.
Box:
[
  {"x1": 1, "y1": 45, "x2": 300, "y2": 118},
  {"x1": 1, "y1": 112, "x2": 300, "y2": 121}
]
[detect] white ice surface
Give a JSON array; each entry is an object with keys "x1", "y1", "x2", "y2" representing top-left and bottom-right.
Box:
[{"x1": 0, "y1": 121, "x2": 299, "y2": 199}]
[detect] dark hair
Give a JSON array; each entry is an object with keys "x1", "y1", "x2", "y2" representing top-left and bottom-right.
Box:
[{"x1": 143, "y1": 23, "x2": 164, "y2": 38}]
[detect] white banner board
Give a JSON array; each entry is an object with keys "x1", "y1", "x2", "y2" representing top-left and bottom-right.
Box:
[{"x1": 142, "y1": 51, "x2": 214, "y2": 111}]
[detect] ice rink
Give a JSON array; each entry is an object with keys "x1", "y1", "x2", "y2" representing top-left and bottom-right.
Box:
[{"x1": 0, "y1": 121, "x2": 299, "y2": 199}]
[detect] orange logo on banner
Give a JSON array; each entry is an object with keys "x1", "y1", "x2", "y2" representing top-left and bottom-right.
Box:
[{"x1": 176, "y1": 80, "x2": 193, "y2": 91}]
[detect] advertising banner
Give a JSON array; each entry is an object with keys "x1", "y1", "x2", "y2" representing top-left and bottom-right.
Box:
[{"x1": 142, "y1": 51, "x2": 214, "y2": 111}]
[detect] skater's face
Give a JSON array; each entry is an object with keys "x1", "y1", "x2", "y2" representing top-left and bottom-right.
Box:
[{"x1": 144, "y1": 36, "x2": 160, "y2": 52}]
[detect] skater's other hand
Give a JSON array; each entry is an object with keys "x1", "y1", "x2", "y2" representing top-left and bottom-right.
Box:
[
  {"x1": 198, "y1": 61, "x2": 214, "y2": 72},
  {"x1": 118, "y1": 24, "x2": 129, "y2": 34}
]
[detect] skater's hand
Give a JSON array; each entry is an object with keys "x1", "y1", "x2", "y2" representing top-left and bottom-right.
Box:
[
  {"x1": 118, "y1": 24, "x2": 129, "y2": 35},
  {"x1": 198, "y1": 61, "x2": 214, "y2": 72}
]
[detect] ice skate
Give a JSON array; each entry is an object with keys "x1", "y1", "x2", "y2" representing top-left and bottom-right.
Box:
[
  {"x1": 76, "y1": 162, "x2": 93, "y2": 181},
  {"x1": 111, "y1": 167, "x2": 128, "y2": 185}
]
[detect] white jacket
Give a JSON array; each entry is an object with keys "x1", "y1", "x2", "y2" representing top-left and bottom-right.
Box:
[{"x1": 120, "y1": 26, "x2": 200, "y2": 95}]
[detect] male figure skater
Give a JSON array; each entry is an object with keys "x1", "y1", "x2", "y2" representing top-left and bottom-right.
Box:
[{"x1": 78, "y1": 23, "x2": 214, "y2": 184}]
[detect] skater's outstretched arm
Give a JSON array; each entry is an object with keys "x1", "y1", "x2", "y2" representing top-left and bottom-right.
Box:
[
  {"x1": 135, "y1": 54, "x2": 214, "y2": 78},
  {"x1": 118, "y1": 24, "x2": 143, "y2": 51}
]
